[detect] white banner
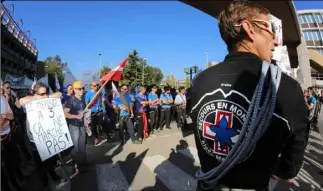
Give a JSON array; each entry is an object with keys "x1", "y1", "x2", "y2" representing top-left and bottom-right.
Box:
[
  {"x1": 25, "y1": 98, "x2": 73, "y2": 161},
  {"x1": 276, "y1": 46, "x2": 292, "y2": 75}
]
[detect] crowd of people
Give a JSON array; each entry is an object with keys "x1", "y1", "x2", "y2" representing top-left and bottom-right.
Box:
[{"x1": 1, "y1": 78, "x2": 190, "y2": 191}]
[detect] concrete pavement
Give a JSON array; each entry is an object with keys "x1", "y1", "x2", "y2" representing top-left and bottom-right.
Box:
[{"x1": 52, "y1": 121, "x2": 323, "y2": 191}]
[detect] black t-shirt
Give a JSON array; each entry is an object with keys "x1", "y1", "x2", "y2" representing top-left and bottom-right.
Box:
[
  {"x1": 65, "y1": 96, "x2": 85, "y2": 126},
  {"x1": 191, "y1": 52, "x2": 309, "y2": 189}
]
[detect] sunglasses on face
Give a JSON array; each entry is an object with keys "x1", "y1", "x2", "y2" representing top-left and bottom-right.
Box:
[
  {"x1": 76, "y1": 88, "x2": 84, "y2": 91},
  {"x1": 4, "y1": 86, "x2": 10, "y2": 89},
  {"x1": 91, "y1": 84, "x2": 98, "y2": 87},
  {"x1": 38, "y1": 93, "x2": 47, "y2": 96}
]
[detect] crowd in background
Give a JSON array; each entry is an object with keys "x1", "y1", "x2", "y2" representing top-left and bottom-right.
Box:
[{"x1": 0, "y1": 79, "x2": 191, "y2": 191}]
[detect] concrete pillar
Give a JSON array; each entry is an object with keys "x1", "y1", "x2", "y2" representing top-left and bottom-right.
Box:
[{"x1": 296, "y1": 36, "x2": 312, "y2": 90}]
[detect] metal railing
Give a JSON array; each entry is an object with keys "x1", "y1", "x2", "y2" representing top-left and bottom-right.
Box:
[{"x1": 0, "y1": 3, "x2": 38, "y2": 56}]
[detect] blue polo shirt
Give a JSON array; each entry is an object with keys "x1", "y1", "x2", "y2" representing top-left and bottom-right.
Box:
[
  {"x1": 114, "y1": 93, "x2": 133, "y2": 117},
  {"x1": 160, "y1": 93, "x2": 172, "y2": 109},
  {"x1": 85, "y1": 90, "x2": 104, "y2": 112},
  {"x1": 148, "y1": 92, "x2": 158, "y2": 109}
]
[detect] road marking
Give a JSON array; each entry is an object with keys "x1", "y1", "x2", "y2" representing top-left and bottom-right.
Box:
[
  {"x1": 96, "y1": 163, "x2": 130, "y2": 191},
  {"x1": 104, "y1": 144, "x2": 121, "y2": 156},
  {"x1": 177, "y1": 146, "x2": 200, "y2": 165},
  {"x1": 142, "y1": 155, "x2": 197, "y2": 191}
]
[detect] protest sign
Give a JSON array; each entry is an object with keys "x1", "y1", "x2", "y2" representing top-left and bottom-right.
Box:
[
  {"x1": 270, "y1": 14, "x2": 283, "y2": 62},
  {"x1": 25, "y1": 98, "x2": 73, "y2": 161}
]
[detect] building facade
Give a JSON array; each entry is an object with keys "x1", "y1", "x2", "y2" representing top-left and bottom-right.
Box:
[
  {"x1": 1, "y1": 4, "x2": 38, "y2": 80},
  {"x1": 297, "y1": 10, "x2": 323, "y2": 87}
]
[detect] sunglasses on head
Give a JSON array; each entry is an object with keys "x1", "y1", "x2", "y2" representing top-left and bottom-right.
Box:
[{"x1": 234, "y1": 19, "x2": 276, "y2": 39}]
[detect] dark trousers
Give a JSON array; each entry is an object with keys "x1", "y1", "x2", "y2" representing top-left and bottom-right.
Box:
[
  {"x1": 149, "y1": 108, "x2": 159, "y2": 132},
  {"x1": 159, "y1": 108, "x2": 171, "y2": 129},
  {"x1": 90, "y1": 112, "x2": 111, "y2": 139},
  {"x1": 176, "y1": 108, "x2": 187, "y2": 129},
  {"x1": 119, "y1": 117, "x2": 136, "y2": 143},
  {"x1": 106, "y1": 108, "x2": 117, "y2": 131}
]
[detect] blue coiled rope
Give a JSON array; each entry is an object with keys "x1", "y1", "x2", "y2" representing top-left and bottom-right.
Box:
[{"x1": 195, "y1": 61, "x2": 282, "y2": 189}]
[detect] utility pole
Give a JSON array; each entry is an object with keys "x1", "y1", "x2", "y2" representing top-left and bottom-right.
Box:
[
  {"x1": 142, "y1": 58, "x2": 147, "y2": 86},
  {"x1": 98, "y1": 53, "x2": 102, "y2": 77},
  {"x1": 204, "y1": 52, "x2": 208, "y2": 69}
]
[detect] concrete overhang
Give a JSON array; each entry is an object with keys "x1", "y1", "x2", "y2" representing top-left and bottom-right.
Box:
[
  {"x1": 180, "y1": 0, "x2": 302, "y2": 68},
  {"x1": 308, "y1": 49, "x2": 323, "y2": 74}
]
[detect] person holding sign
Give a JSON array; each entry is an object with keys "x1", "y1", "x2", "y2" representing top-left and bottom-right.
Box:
[
  {"x1": 64, "y1": 81, "x2": 89, "y2": 173},
  {"x1": 113, "y1": 84, "x2": 140, "y2": 145},
  {"x1": 19, "y1": 82, "x2": 67, "y2": 188}
]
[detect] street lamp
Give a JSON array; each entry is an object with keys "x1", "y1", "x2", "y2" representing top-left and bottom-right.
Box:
[
  {"x1": 184, "y1": 66, "x2": 199, "y2": 86},
  {"x1": 98, "y1": 53, "x2": 102, "y2": 76},
  {"x1": 204, "y1": 52, "x2": 208, "y2": 69},
  {"x1": 142, "y1": 58, "x2": 147, "y2": 85}
]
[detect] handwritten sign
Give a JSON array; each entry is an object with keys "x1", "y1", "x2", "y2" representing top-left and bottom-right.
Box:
[
  {"x1": 270, "y1": 14, "x2": 283, "y2": 62},
  {"x1": 25, "y1": 98, "x2": 73, "y2": 161},
  {"x1": 276, "y1": 46, "x2": 292, "y2": 75}
]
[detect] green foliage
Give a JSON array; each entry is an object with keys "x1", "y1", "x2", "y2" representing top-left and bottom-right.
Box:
[
  {"x1": 44, "y1": 55, "x2": 65, "y2": 91},
  {"x1": 165, "y1": 74, "x2": 176, "y2": 87},
  {"x1": 122, "y1": 50, "x2": 164, "y2": 89},
  {"x1": 99, "y1": 66, "x2": 111, "y2": 78}
]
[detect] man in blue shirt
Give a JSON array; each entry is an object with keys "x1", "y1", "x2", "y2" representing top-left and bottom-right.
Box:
[
  {"x1": 85, "y1": 81, "x2": 108, "y2": 146},
  {"x1": 148, "y1": 85, "x2": 160, "y2": 134},
  {"x1": 135, "y1": 86, "x2": 150, "y2": 141},
  {"x1": 174, "y1": 86, "x2": 187, "y2": 130},
  {"x1": 159, "y1": 86, "x2": 173, "y2": 130},
  {"x1": 306, "y1": 87, "x2": 317, "y2": 122},
  {"x1": 113, "y1": 84, "x2": 140, "y2": 145}
]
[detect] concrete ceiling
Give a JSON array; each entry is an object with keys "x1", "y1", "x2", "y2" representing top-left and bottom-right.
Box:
[
  {"x1": 308, "y1": 49, "x2": 323, "y2": 74},
  {"x1": 180, "y1": 0, "x2": 302, "y2": 68}
]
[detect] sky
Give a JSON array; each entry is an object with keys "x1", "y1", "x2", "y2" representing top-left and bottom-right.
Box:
[{"x1": 4, "y1": 1, "x2": 323, "y2": 80}]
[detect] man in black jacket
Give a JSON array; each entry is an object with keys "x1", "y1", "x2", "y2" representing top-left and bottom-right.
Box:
[{"x1": 191, "y1": 1, "x2": 309, "y2": 190}]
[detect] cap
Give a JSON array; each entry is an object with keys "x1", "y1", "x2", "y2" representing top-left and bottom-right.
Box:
[{"x1": 72, "y1": 81, "x2": 83, "y2": 89}]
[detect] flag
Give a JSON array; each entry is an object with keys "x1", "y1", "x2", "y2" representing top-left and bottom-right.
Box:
[
  {"x1": 87, "y1": 57, "x2": 127, "y2": 110},
  {"x1": 111, "y1": 82, "x2": 120, "y2": 98},
  {"x1": 99, "y1": 57, "x2": 128, "y2": 85}
]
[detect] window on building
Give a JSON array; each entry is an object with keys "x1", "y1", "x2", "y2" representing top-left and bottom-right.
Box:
[{"x1": 314, "y1": 13, "x2": 323, "y2": 23}]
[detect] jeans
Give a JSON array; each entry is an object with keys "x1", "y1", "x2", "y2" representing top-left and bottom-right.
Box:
[
  {"x1": 68, "y1": 124, "x2": 87, "y2": 166},
  {"x1": 119, "y1": 117, "x2": 136, "y2": 143}
]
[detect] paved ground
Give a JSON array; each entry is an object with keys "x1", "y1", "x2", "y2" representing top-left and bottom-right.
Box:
[{"x1": 51, "y1": 120, "x2": 323, "y2": 191}]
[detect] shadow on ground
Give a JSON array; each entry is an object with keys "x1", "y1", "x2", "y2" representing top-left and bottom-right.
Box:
[{"x1": 142, "y1": 139, "x2": 199, "y2": 191}]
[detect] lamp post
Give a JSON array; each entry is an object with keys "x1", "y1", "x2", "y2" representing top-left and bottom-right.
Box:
[
  {"x1": 184, "y1": 66, "x2": 199, "y2": 87},
  {"x1": 142, "y1": 58, "x2": 147, "y2": 86},
  {"x1": 98, "y1": 53, "x2": 102, "y2": 77},
  {"x1": 204, "y1": 52, "x2": 208, "y2": 69}
]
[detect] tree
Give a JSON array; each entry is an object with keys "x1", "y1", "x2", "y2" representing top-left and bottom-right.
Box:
[
  {"x1": 122, "y1": 49, "x2": 164, "y2": 89},
  {"x1": 165, "y1": 74, "x2": 176, "y2": 87},
  {"x1": 152, "y1": 67, "x2": 163, "y2": 85},
  {"x1": 99, "y1": 66, "x2": 111, "y2": 78},
  {"x1": 44, "y1": 55, "x2": 65, "y2": 91}
]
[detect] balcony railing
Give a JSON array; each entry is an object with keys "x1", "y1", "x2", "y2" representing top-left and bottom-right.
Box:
[{"x1": 0, "y1": 4, "x2": 38, "y2": 56}]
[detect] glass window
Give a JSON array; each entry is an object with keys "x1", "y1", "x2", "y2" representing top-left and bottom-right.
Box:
[
  {"x1": 297, "y1": 15, "x2": 303, "y2": 24},
  {"x1": 314, "y1": 13, "x2": 323, "y2": 23},
  {"x1": 305, "y1": 14, "x2": 313, "y2": 23},
  {"x1": 301, "y1": 15, "x2": 307, "y2": 24}
]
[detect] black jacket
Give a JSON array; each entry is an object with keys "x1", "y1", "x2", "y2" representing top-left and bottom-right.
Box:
[{"x1": 191, "y1": 52, "x2": 309, "y2": 190}]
